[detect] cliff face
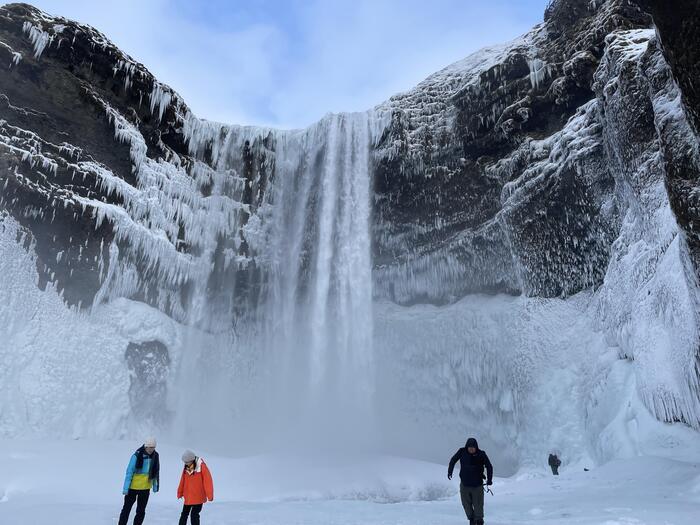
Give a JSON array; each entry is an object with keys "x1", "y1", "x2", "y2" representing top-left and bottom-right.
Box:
[
  {"x1": 1, "y1": 1, "x2": 700, "y2": 443},
  {"x1": 0, "y1": 3, "x2": 275, "y2": 323},
  {"x1": 633, "y1": 0, "x2": 700, "y2": 273},
  {"x1": 0, "y1": 1, "x2": 696, "y2": 309},
  {"x1": 372, "y1": 0, "x2": 656, "y2": 303}
]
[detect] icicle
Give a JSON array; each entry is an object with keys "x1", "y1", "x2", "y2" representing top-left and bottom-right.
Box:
[
  {"x1": 149, "y1": 83, "x2": 173, "y2": 122},
  {"x1": 22, "y1": 22, "x2": 54, "y2": 59}
]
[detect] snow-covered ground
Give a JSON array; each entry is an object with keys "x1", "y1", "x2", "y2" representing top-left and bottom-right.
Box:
[{"x1": 1, "y1": 440, "x2": 700, "y2": 524}]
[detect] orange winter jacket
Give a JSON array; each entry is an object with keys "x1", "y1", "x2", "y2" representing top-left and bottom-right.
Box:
[{"x1": 177, "y1": 458, "x2": 214, "y2": 505}]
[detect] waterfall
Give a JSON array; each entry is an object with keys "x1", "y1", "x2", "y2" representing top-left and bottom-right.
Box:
[
  {"x1": 176, "y1": 112, "x2": 375, "y2": 451},
  {"x1": 266, "y1": 112, "x2": 374, "y2": 448}
]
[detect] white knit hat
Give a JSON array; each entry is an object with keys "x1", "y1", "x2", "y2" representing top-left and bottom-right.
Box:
[
  {"x1": 144, "y1": 437, "x2": 157, "y2": 448},
  {"x1": 182, "y1": 449, "x2": 196, "y2": 463}
]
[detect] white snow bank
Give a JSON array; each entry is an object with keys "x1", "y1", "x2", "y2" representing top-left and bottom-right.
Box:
[{"x1": 0, "y1": 440, "x2": 453, "y2": 505}]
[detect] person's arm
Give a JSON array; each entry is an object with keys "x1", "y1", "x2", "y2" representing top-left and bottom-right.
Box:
[
  {"x1": 152, "y1": 453, "x2": 160, "y2": 493},
  {"x1": 483, "y1": 452, "x2": 493, "y2": 485},
  {"x1": 177, "y1": 470, "x2": 185, "y2": 499},
  {"x1": 447, "y1": 449, "x2": 461, "y2": 479},
  {"x1": 122, "y1": 454, "x2": 136, "y2": 494},
  {"x1": 202, "y1": 462, "x2": 214, "y2": 502}
]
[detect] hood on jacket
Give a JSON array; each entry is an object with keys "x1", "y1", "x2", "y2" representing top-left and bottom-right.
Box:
[
  {"x1": 465, "y1": 437, "x2": 479, "y2": 450},
  {"x1": 184, "y1": 457, "x2": 204, "y2": 474}
]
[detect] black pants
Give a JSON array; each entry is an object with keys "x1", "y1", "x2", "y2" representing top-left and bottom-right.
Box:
[
  {"x1": 550, "y1": 464, "x2": 559, "y2": 475},
  {"x1": 179, "y1": 503, "x2": 203, "y2": 525},
  {"x1": 460, "y1": 484, "x2": 484, "y2": 523},
  {"x1": 118, "y1": 489, "x2": 150, "y2": 525}
]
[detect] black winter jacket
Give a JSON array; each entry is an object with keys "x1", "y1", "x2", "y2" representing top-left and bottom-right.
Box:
[
  {"x1": 448, "y1": 438, "x2": 493, "y2": 487},
  {"x1": 548, "y1": 454, "x2": 561, "y2": 467}
]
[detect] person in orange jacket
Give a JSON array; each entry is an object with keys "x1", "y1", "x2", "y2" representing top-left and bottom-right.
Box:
[{"x1": 177, "y1": 450, "x2": 214, "y2": 525}]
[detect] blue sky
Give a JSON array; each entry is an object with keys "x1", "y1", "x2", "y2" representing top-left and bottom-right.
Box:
[{"x1": 30, "y1": 0, "x2": 549, "y2": 128}]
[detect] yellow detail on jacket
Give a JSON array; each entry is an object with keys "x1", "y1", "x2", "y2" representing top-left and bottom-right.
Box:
[{"x1": 129, "y1": 473, "x2": 152, "y2": 490}]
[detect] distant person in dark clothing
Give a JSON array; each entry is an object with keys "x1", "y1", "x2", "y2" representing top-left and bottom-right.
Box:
[
  {"x1": 548, "y1": 453, "x2": 561, "y2": 475},
  {"x1": 448, "y1": 437, "x2": 493, "y2": 525}
]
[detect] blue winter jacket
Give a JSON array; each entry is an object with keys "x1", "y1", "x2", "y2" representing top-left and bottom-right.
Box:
[{"x1": 122, "y1": 452, "x2": 159, "y2": 494}]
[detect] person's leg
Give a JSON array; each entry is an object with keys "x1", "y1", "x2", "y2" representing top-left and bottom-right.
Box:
[
  {"x1": 553, "y1": 465, "x2": 559, "y2": 475},
  {"x1": 460, "y1": 484, "x2": 475, "y2": 523},
  {"x1": 117, "y1": 490, "x2": 137, "y2": 525},
  {"x1": 178, "y1": 504, "x2": 192, "y2": 525},
  {"x1": 190, "y1": 503, "x2": 203, "y2": 525},
  {"x1": 473, "y1": 486, "x2": 485, "y2": 525},
  {"x1": 133, "y1": 490, "x2": 150, "y2": 525}
]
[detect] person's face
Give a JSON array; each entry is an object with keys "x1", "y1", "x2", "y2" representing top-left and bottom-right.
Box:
[
  {"x1": 145, "y1": 446, "x2": 155, "y2": 454},
  {"x1": 467, "y1": 446, "x2": 476, "y2": 454},
  {"x1": 185, "y1": 461, "x2": 194, "y2": 468}
]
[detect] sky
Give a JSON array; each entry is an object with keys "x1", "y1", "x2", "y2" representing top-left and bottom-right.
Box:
[{"x1": 27, "y1": 0, "x2": 550, "y2": 129}]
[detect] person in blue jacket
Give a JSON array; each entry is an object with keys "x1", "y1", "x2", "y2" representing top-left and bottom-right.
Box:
[{"x1": 118, "y1": 437, "x2": 160, "y2": 525}]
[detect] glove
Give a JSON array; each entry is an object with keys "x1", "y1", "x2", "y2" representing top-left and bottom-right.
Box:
[
  {"x1": 122, "y1": 490, "x2": 128, "y2": 495},
  {"x1": 487, "y1": 480, "x2": 493, "y2": 486},
  {"x1": 447, "y1": 474, "x2": 452, "y2": 480}
]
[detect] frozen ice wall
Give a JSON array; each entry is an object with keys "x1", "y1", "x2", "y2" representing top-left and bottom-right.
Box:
[{"x1": 0, "y1": 212, "x2": 211, "y2": 439}]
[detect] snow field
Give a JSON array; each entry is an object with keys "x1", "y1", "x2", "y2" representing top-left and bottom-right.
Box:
[{"x1": 1, "y1": 440, "x2": 700, "y2": 524}]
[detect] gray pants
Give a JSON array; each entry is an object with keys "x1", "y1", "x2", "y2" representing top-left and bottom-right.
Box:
[{"x1": 460, "y1": 484, "x2": 484, "y2": 523}]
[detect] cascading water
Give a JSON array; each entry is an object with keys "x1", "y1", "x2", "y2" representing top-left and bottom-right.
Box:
[
  {"x1": 259, "y1": 112, "x2": 374, "y2": 449},
  {"x1": 175, "y1": 112, "x2": 376, "y2": 452}
]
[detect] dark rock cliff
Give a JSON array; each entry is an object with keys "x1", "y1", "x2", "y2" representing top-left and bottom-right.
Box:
[
  {"x1": 1, "y1": 0, "x2": 698, "y2": 312},
  {"x1": 0, "y1": 3, "x2": 272, "y2": 320},
  {"x1": 372, "y1": 0, "x2": 663, "y2": 303}
]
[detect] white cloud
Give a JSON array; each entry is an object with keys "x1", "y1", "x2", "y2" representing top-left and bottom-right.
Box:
[{"x1": 27, "y1": 0, "x2": 545, "y2": 128}]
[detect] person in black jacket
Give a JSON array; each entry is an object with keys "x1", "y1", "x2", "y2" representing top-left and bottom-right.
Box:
[
  {"x1": 448, "y1": 437, "x2": 493, "y2": 525},
  {"x1": 548, "y1": 453, "x2": 561, "y2": 475}
]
